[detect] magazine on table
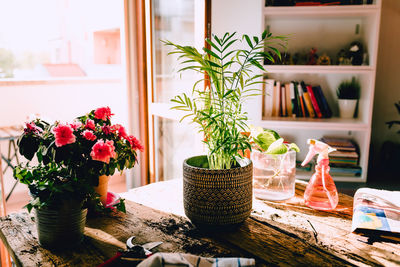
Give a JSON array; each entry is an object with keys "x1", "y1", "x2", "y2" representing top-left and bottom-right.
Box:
[{"x1": 352, "y1": 188, "x2": 400, "y2": 242}]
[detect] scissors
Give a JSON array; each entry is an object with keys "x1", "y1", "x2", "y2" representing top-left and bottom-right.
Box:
[{"x1": 97, "y1": 236, "x2": 163, "y2": 266}]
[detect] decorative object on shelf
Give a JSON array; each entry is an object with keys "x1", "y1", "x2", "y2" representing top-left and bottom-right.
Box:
[
  {"x1": 302, "y1": 139, "x2": 339, "y2": 210},
  {"x1": 307, "y1": 47, "x2": 318, "y2": 65},
  {"x1": 348, "y1": 41, "x2": 364, "y2": 66},
  {"x1": 336, "y1": 49, "x2": 351, "y2": 65},
  {"x1": 163, "y1": 31, "x2": 286, "y2": 227},
  {"x1": 337, "y1": 77, "x2": 360, "y2": 118},
  {"x1": 317, "y1": 53, "x2": 331, "y2": 65},
  {"x1": 249, "y1": 126, "x2": 299, "y2": 201}
]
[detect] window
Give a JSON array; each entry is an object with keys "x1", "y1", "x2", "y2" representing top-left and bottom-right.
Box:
[{"x1": 147, "y1": 0, "x2": 209, "y2": 181}]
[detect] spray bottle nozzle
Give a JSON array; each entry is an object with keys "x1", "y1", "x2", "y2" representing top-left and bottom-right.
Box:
[{"x1": 301, "y1": 139, "x2": 336, "y2": 167}]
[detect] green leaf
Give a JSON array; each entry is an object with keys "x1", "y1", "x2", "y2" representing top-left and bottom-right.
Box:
[
  {"x1": 289, "y1": 143, "x2": 300, "y2": 152},
  {"x1": 243, "y1": 35, "x2": 253, "y2": 49},
  {"x1": 262, "y1": 30, "x2": 267, "y2": 40},
  {"x1": 203, "y1": 47, "x2": 221, "y2": 60},
  {"x1": 265, "y1": 138, "x2": 287, "y2": 154},
  {"x1": 254, "y1": 131, "x2": 277, "y2": 151}
]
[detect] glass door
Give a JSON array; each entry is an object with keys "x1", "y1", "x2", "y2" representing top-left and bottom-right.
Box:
[{"x1": 146, "y1": 0, "x2": 210, "y2": 182}]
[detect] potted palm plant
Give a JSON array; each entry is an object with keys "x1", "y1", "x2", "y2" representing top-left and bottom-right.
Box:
[
  {"x1": 164, "y1": 31, "x2": 285, "y2": 227},
  {"x1": 337, "y1": 77, "x2": 360, "y2": 119}
]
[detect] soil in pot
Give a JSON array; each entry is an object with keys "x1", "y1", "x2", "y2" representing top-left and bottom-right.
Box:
[{"x1": 183, "y1": 155, "x2": 253, "y2": 230}]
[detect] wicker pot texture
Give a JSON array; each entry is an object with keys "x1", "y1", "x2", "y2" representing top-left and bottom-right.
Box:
[
  {"x1": 183, "y1": 155, "x2": 253, "y2": 226},
  {"x1": 35, "y1": 200, "x2": 87, "y2": 249}
]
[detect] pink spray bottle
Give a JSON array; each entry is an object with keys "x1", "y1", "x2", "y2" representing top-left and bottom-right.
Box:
[{"x1": 301, "y1": 139, "x2": 339, "y2": 210}]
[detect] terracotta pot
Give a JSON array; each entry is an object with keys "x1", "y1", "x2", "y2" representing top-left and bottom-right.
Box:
[
  {"x1": 94, "y1": 175, "x2": 110, "y2": 205},
  {"x1": 35, "y1": 201, "x2": 87, "y2": 249},
  {"x1": 183, "y1": 155, "x2": 253, "y2": 228}
]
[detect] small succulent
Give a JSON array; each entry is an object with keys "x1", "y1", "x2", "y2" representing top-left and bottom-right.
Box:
[
  {"x1": 337, "y1": 77, "x2": 360, "y2": 100},
  {"x1": 386, "y1": 101, "x2": 400, "y2": 134}
]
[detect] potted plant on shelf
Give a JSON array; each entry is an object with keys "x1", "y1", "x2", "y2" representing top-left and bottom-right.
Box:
[
  {"x1": 163, "y1": 31, "x2": 286, "y2": 227},
  {"x1": 14, "y1": 107, "x2": 142, "y2": 248},
  {"x1": 337, "y1": 77, "x2": 360, "y2": 119}
]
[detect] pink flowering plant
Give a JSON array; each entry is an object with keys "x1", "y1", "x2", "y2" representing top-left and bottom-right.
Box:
[{"x1": 14, "y1": 107, "x2": 142, "y2": 212}]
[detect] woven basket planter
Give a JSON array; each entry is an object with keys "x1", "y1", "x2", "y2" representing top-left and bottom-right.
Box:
[{"x1": 183, "y1": 155, "x2": 253, "y2": 227}]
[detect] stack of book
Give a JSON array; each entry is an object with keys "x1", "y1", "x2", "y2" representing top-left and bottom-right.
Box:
[
  {"x1": 321, "y1": 137, "x2": 362, "y2": 177},
  {"x1": 263, "y1": 79, "x2": 332, "y2": 119}
]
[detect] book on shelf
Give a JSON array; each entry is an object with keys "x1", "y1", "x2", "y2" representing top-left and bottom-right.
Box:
[
  {"x1": 330, "y1": 150, "x2": 359, "y2": 159},
  {"x1": 300, "y1": 83, "x2": 316, "y2": 118},
  {"x1": 263, "y1": 79, "x2": 274, "y2": 118},
  {"x1": 321, "y1": 137, "x2": 357, "y2": 152},
  {"x1": 273, "y1": 81, "x2": 281, "y2": 117},
  {"x1": 262, "y1": 80, "x2": 332, "y2": 119},
  {"x1": 296, "y1": 161, "x2": 312, "y2": 172},
  {"x1": 281, "y1": 85, "x2": 287, "y2": 117},
  {"x1": 305, "y1": 83, "x2": 323, "y2": 118},
  {"x1": 285, "y1": 83, "x2": 293, "y2": 117},
  {"x1": 330, "y1": 166, "x2": 362, "y2": 177},
  {"x1": 352, "y1": 188, "x2": 400, "y2": 242},
  {"x1": 290, "y1": 82, "x2": 298, "y2": 117},
  {"x1": 313, "y1": 85, "x2": 332, "y2": 118},
  {"x1": 297, "y1": 83, "x2": 307, "y2": 117}
]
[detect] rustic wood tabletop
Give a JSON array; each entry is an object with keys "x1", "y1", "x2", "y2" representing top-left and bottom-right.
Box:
[{"x1": 0, "y1": 179, "x2": 399, "y2": 266}]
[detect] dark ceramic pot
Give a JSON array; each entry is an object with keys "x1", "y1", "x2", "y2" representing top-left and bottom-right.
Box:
[
  {"x1": 183, "y1": 155, "x2": 253, "y2": 227},
  {"x1": 34, "y1": 201, "x2": 87, "y2": 249}
]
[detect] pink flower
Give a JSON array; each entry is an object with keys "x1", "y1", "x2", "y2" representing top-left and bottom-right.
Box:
[
  {"x1": 24, "y1": 122, "x2": 42, "y2": 134},
  {"x1": 111, "y1": 124, "x2": 127, "y2": 139},
  {"x1": 85, "y1": 119, "x2": 96, "y2": 130},
  {"x1": 70, "y1": 121, "x2": 82, "y2": 130},
  {"x1": 102, "y1": 125, "x2": 112, "y2": 135},
  {"x1": 90, "y1": 139, "x2": 117, "y2": 164},
  {"x1": 118, "y1": 125, "x2": 128, "y2": 139},
  {"x1": 126, "y1": 135, "x2": 144, "y2": 152},
  {"x1": 53, "y1": 124, "x2": 76, "y2": 147},
  {"x1": 94, "y1": 107, "x2": 114, "y2": 121},
  {"x1": 81, "y1": 130, "x2": 97, "y2": 141}
]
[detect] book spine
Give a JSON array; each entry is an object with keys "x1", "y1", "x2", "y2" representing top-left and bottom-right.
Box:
[
  {"x1": 314, "y1": 86, "x2": 332, "y2": 118},
  {"x1": 276, "y1": 81, "x2": 281, "y2": 117},
  {"x1": 264, "y1": 79, "x2": 274, "y2": 118},
  {"x1": 305, "y1": 84, "x2": 323, "y2": 118},
  {"x1": 286, "y1": 83, "x2": 293, "y2": 117},
  {"x1": 301, "y1": 84, "x2": 316, "y2": 118},
  {"x1": 289, "y1": 82, "x2": 297, "y2": 117},
  {"x1": 281, "y1": 86, "x2": 287, "y2": 117},
  {"x1": 297, "y1": 83, "x2": 306, "y2": 117}
]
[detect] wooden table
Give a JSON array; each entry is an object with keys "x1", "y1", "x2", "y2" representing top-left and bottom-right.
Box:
[{"x1": 0, "y1": 179, "x2": 399, "y2": 266}]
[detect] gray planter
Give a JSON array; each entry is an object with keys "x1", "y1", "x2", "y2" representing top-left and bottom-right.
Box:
[
  {"x1": 34, "y1": 201, "x2": 87, "y2": 249},
  {"x1": 183, "y1": 155, "x2": 253, "y2": 227}
]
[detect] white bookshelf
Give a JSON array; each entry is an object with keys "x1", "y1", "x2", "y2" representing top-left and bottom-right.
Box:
[{"x1": 247, "y1": 1, "x2": 382, "y2": 183}]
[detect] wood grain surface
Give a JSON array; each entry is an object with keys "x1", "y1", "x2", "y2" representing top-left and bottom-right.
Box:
[{"x1": 0, "y1": 179, "x2": 399, "y2": 266}]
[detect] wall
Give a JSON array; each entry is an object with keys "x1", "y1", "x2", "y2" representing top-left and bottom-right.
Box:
[{"x1": 371, "y1": 0, "x2": 400, "y2": 171}]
